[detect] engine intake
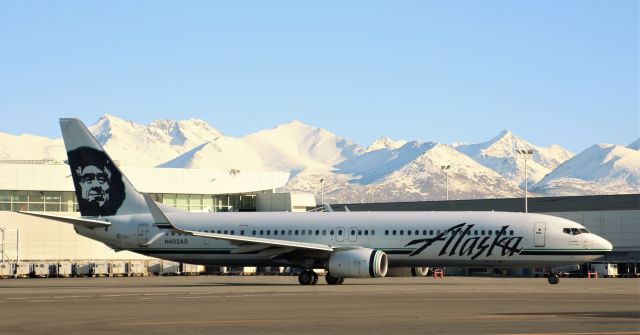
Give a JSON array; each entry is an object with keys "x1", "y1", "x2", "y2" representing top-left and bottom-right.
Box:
[{"x1": 327, "y1": 248, "x2": 388, "y2": 278}]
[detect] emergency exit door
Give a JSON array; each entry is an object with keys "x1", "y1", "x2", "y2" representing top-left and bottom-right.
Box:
[
  {"x1": 137, "y1": 224, "x2": 149, "y2": 246},
  {"x1": 534, "y1": 222, "x2": 546, "y2": 247}
]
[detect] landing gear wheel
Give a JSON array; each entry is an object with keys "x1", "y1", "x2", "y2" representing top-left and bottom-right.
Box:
[
  {"x1": 547, "y1": 273, "x2": 560, "y2": 285},
  {"x1": 298, "y1": 270, "x2": 318, "y2": 285},
  {"x1": 325, "y1": 273, "x2": 343, "y2": 285}
]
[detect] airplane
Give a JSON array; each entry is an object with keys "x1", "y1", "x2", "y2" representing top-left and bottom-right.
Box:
[{"x1": 22, "y1": 118, "x2": 613, "y2": 285}]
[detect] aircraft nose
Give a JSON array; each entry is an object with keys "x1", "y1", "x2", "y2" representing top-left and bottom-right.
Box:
[{"x1": 599, "y1": 236, "x2": 613, "y2": 252}]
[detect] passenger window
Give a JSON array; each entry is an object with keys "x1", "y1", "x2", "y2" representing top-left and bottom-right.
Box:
[
  {"x1": 385, "y1": 230, "x2": 389, "y2": 235},
  {"x1": 267, "y1": 230, "x2": 271, "y2": 236},
  {"x1": 509, "y1": 230, "x2": 514, "y2": 236},
  {"x1": 371, "y1": 230, "x2": 375, "y2": 236},
  {"x1": 357, "y1": 230, "x2": 362, "y2": 236},
  {"x1": 315, "y1": 230, "x2": 320, "y2": 236},
  {"x1": 330, "y1": 230, "x2": 334, "y2": 235},
  {"x1": 217, "y1": 230, "x2": 221, "y2": 234},
  {"x1": 407, "y1": 230, "x2": 411, "y2": 236},
  {"x1": 230, "y1": 230, "x2": 234, "y2": 235},
  {"x1": 308, "y1": 230, "x2": 312, "y2": 236},
  {"x1": 295, "y1": 230, "x2": 299, "y2": 236},
  {"x1": 474, "y1": 230, "x2": 478, "y2": 236},
  {"x1": 415, "y1": 230, "x2": 419, "y2": 236},
  {"x1": 488, "y1": 230, "x2": 492, "y2": 236},
  {"x1": 429, "y1": 230, "x2": 433, "y2": 235},
  {"x1": 252, "y1": 230, "x2": 256, "y2": 235},
  {"x1": 351, "y1": 229, "x2": 355, "y2": 235},
  {"x1": 393, "y1": 230, "x2": 397, "y2": 236},
  {"x1": 423, "y1": 230, "x2": 427, "y2": 236},
  {"x1": 240, "y1": 230, "x2": 244, "y2": 236},
  {"x1": 224, "y1": 230, "x2": 228, "y2": 234},
  {"x1": 260, "y1": 230, "x2": 264, "y2": 236},
  {"x1": 281, "y1": 230, "x2": 286, "y2": 235},
  {"x1": 338, "y1": 230, "x2": 342, "y2": 235},
  {"x1": 481, "y1": 230, "x2": 485, "y2": 236},
  {"x1": 364, "y1": 230, "x2": 368, "y2": 236},
  {"x1": 301, "y1": 230, "x2": 305, "y2": 236},
  {"x1": 274, "y1": 230, "x2": 278, "y2": 236}
]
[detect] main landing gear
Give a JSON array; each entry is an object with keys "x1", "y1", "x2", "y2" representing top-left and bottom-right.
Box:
[
  {"x1": 297, "y1": 270, "x2": 345, "y2": 285},
  {"x1": 547, "y1": 273, "x2": 560, "y2": 285},
  {"x1": 325, "y1": 272, "x2": 344, "y2": 285},
  {"x1": 298, "y1": 270, "x2": 318, "y2": 285}
]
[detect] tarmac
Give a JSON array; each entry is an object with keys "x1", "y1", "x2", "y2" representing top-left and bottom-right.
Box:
[{"x1": 0, "y1": 275, "x2": 638, "y2": 335}]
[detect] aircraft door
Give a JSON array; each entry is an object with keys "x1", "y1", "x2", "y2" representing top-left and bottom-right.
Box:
[
  {"x1": 335, "y1": 227, "x2": 345, "y2": 242},
  {"x1": 137, "y1": 224, "x2": 149, "y2": 246},
  {"x1": 534, "y1": 222, "x2": 545, "y2": 247},
  {"x1": 348, "y1": 227, "x2": 358, "y2": 242}
]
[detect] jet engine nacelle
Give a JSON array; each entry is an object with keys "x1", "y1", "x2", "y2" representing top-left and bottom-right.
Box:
[
  {"x1": 327, "y1": 248, "x2": 388, "y2": 278},
  {"x1": 386, "y1": 267, "x2": 429, "y2": 277}
]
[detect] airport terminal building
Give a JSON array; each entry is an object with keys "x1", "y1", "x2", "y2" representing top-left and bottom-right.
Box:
[
  {"x1": 0, "y1": 160, "x2": 315, "y2": 262},
  {"x1": 0, "y1": 159, "x2": 638, "y2": 277}
]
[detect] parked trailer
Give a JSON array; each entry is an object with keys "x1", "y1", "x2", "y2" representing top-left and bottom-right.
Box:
[
  {"x1": 57, "y1": 262, "x2": 73, "y2": 278},
  {"x1": 14, "y1": 262, "x2": 30, "y2": 278},
  {"x1": 161, "y1": 261, "x2": 180, "y2": 276},
  {"x1": 148, "y1": 260, "x2": 162, "y2": 276},
  {"x1": 591, "y1": 263, "x2": 618, "y2": 278},
  {"x1": 32, "y1": 262, "x2": 51, "y2": 278},
  {"x1": 92, "y1": 262, "x2": 110, "y2": 277},
  {"x1": 74, "y1": 262, "x2": 92, "y2": 277},
  {"x1": 128, "y1": 261, "x2": 147, "y2": 277},
  {"x1": 180, "y1": 263, "x2": 202, "y2": 276},
  {"x1": 110, "y1": 261, "x2": 127, "y2": 277},
  {"x1": 0, "y1": 262, "x2": 12, "y2": 278}
]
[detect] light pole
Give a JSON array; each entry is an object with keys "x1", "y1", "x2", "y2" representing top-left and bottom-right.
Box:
[
  {"x1": 319, "y1": 178, "x2": 324, "y2": 205},
  {"x1": 440, "y1": 165, "x2": 451, "y2": 201},
  {"x1": 516, "y1": 149, "x2": 534, "y2": 213}
]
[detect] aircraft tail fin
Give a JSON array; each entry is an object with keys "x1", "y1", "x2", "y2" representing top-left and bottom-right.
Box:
[{"x1": 59, "y1": 118, "x2": 148, "y2": 217}]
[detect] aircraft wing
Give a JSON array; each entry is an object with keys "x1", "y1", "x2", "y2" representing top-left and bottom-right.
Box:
[
  {"x1": 19, "y1": 211, "x2": 111, "y2": 228},
  {"x1": 142, "y1": 194, "x2": 333, "y2": 254}
]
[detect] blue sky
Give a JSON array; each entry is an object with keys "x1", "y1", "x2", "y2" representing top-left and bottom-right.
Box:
[{"x1": 0, "y1": 1, "x2": 637, "y2": 152}]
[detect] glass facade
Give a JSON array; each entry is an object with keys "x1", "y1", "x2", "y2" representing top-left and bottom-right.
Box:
[{"x1": 0, "y1": 190, "x2": 258, "y2": 212}]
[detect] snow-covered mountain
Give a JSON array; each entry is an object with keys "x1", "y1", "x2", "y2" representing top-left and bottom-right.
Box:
[
  {"x1": 532, "y1": 144, "x2": 640, "y2": 196},
  {"x1": 455, "y1": 130, "x2": 574, "y2": 186},
  {"x1": 89, "y1": 114, "x2": 224, "y2": 166},
  {"x1": 242, "y1": 120, "x2": 363, "y2": 174},
  {"x1": 365, "y1": 137, "x2": 407, "y2": 152},
  {"x1": 0, "y1": 133, "x2": 64, "y2": 161},
  {"x1": 628, "y1": 138, "x2": 640, "y2": 150},
  {"x1": 0, "y1": 114, "x2": 636, "y2": 203}
]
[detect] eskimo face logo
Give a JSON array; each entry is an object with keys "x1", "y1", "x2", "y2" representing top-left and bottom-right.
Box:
[
  {"x1": 405, "y1": 223, "x2": 523, "y2": 260},
  {"x1": 67, "y1": 147, "x2": 125, "y2": 216},
  {"x1": 77, "y1": 165, "x2": 111, "y2": 206}
]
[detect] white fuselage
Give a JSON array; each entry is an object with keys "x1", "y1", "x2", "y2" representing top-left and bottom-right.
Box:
[{"x1": 76, "y1": 211, "x2": 612, "y2": 269}]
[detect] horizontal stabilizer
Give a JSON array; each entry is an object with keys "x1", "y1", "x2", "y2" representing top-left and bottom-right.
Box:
[{"x1": 19, "y1": 211, "x2": 111, "y2": 228}]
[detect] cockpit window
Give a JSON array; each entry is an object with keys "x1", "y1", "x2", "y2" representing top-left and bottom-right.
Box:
[{"x1": 563, "y1": 227, "x2": 589, "y2": 235}]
